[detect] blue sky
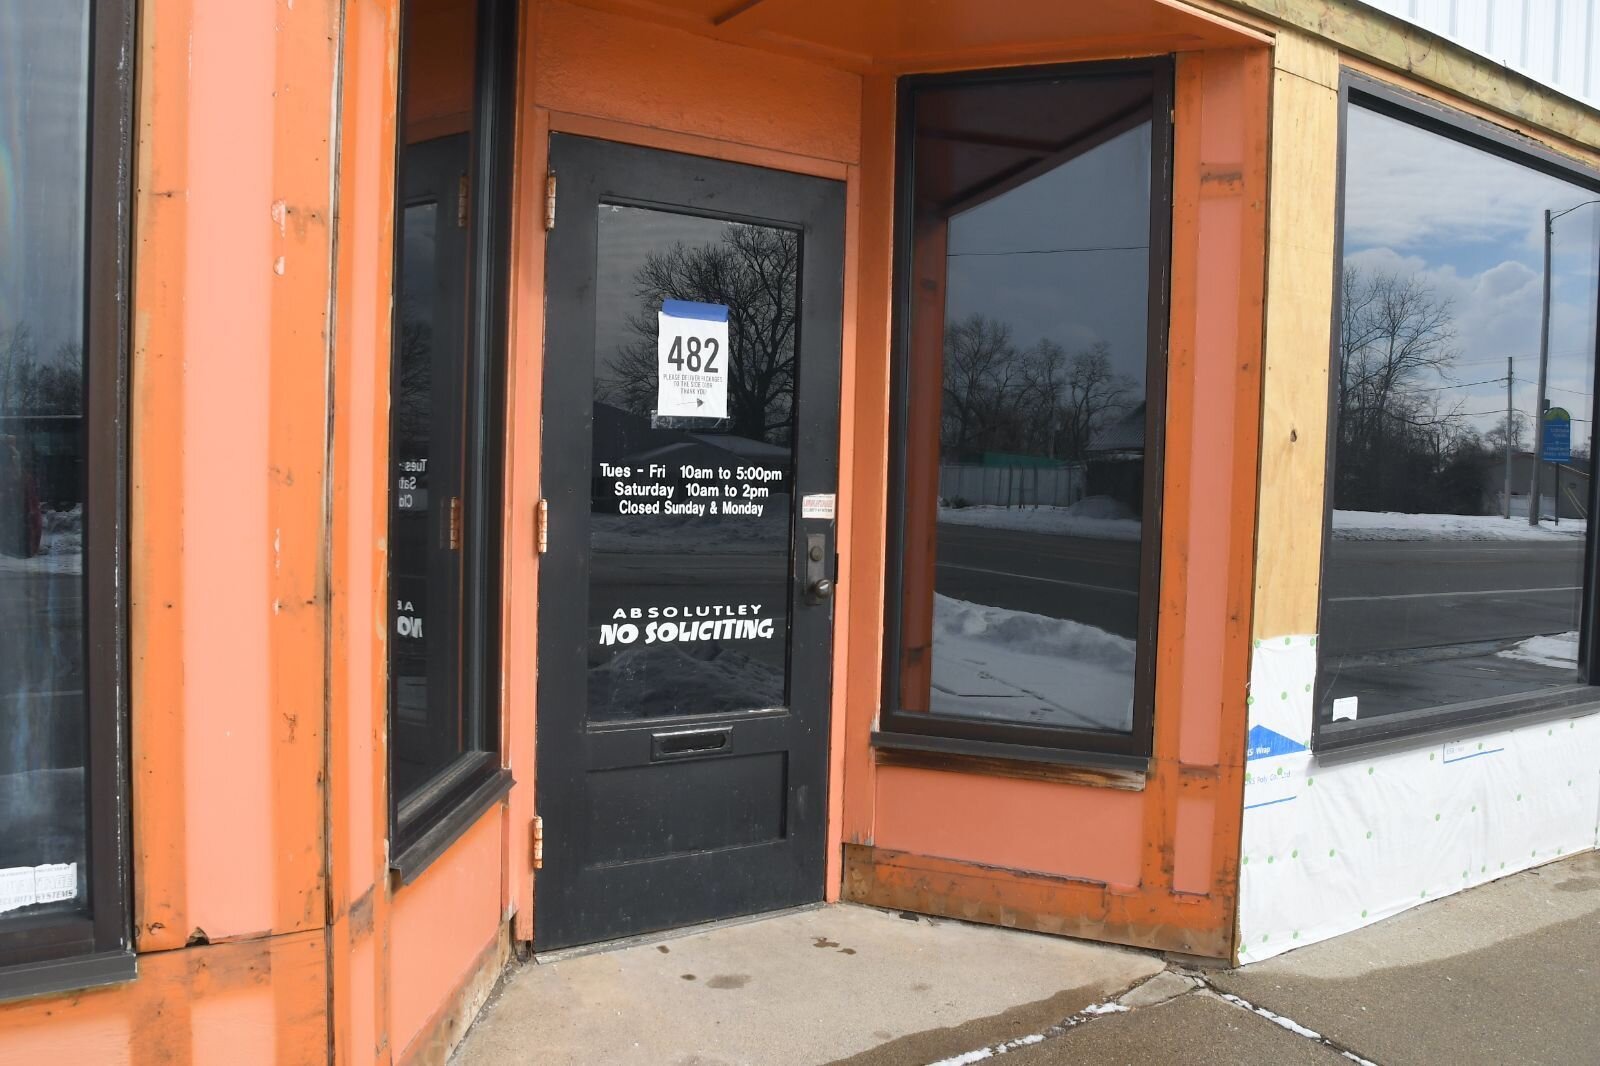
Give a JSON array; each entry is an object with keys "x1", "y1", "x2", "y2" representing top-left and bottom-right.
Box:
[{"x1": 1342, "y1": 103, "x2": 1600, "y2": 450}]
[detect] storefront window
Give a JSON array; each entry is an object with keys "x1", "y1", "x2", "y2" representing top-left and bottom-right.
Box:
[
  {"x1": 385, "y1": 0, "x2": 515, "y2": 872},
  {"x1": 1318, "y1": 78, "x2": 1600, "y2": 741},
  {"x1": 882, "y1": 62, "x2": 1172, "y2": 758},
  {"x1": 0, "y1": 0, "x2": 133, "y2": 992}
]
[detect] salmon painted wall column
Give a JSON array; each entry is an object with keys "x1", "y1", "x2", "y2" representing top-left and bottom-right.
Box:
[
  {"x1": 129, "y1": 0, "x2": 337, "y2": 954},
  {"x1": 843, "y1": 47, "x2": 1269, "y2": 960},
  {"x1": 326, "y1": 0, "x2": 402, "y2": 1063},
  {"x1": 2, "y1": 0, "x2": 343, "y2": 1060}
]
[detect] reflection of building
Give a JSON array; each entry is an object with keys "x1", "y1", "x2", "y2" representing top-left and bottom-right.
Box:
[
  {"x1": 1086, "y1": 402, "x2": 1146, "y2": 516},
  {"x1": 590, "y1": 402, "x2": 788, "y2": 510},
  {"x1": 1494, "y1": 451, "x2": 1591, "y2": 521}
]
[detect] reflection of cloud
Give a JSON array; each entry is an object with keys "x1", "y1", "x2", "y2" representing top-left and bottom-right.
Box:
[
  {"x1": 1343, "y1": 106, "x2": 1595, "y2": 258},
  {"x1": 1342, "y1": 115, "x2": 1600, "y2": 445}
]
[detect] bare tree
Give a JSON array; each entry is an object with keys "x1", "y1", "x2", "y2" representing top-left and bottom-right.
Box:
[
  {"x1": 940, "y1": 313, "x2": 1019, "y2": 455},
  {"x1": 602, "y1": 227, "x2": 799, "y2": 443},
  {"x1": 1335, "y1": 267, "x2": 1478, "y2": 512}
]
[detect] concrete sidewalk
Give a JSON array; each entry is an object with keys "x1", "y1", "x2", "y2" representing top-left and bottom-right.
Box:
[{"x1": 452, "y1": 851, "x2": 1600, "y2": 1065}]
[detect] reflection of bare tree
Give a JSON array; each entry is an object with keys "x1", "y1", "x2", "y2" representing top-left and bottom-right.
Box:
[
  {"x1": 0, "y1": 323, "x2": 83, "y2": 416},
  {"x1": 1335, "y1": 267, "x2": 1494, "y2": 512},
  {"x1": 603, "y1": 227, "x2": 798, "y2": 444},
  {"x1": 393, "y1": 299, "x2": 433, "y2": 447},
  {"x1": 939, "y1": 313, "x2": 1134, "y2": 461}
]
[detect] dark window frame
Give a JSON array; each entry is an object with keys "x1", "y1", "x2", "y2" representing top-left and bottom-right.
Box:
[
  {"x1": 1314, "y1": 70, "x2": 1600, "y2": 753},
  {"x1": 0, "y1": 0, "x2": 137, "y2": 1000},
  {"x1": 877, "y1": 58, "x2": 1176, "y2": 766},
  {"x1": 385, "y1": 0, "x2": 519, "y2": 881}
]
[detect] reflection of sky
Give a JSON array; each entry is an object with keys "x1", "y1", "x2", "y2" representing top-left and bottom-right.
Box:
[
  {"x1": 593, "y1": 205, "x2": 756, "y2": 387},
  {"x1": 1344, "y1": 105, "x2": 1600, "y2": 450},
  {"x1": 0, "y1": 4, "x2": 89, "y2": 362},
  {"x1": 944, "y1": 123, "x2": 1152, "y2": 391}
]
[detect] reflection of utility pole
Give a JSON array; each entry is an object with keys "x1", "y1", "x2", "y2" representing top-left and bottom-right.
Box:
[
  {"x1": 1531, "y1": 198, "x2": 1600, "y2": 525},
  {"x1": 1505, "y1": 356, "x2": 1513, "y2": 519},
  {"x1": 1530, "y1": 208, "x2": 1552, "y2": 526}
]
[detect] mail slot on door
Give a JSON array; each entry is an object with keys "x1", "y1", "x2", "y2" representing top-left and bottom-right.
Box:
[{"x1": 651, "y1": 726, "x2": 733, "y2": 761}]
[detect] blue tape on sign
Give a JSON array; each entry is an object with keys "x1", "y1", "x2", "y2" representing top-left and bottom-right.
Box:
[{"x1": 662, "y1": 299, "x2": 730, "y2": 323}]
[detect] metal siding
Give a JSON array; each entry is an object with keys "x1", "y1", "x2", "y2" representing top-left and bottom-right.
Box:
[{"x1": 1362, "y1": 0, "x2": 1600, "y2": 109}]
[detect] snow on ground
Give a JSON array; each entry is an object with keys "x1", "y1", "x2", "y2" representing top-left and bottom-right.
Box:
[
  {"x1": 937, "y1": 496, "x2": 1141, "y2": 542},
  {"x1": 1332, "y1": 510, "x2": 1586, "y2": 542},
  {"x1": 1496, "y1": 631, "x2": 1579, "y2": 670},
  {"x1": 929, "y1": 593, "x2": 1134, "y2": 732}
]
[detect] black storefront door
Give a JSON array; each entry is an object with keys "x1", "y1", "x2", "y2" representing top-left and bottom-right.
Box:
[{"x1": 534, "y1": 134, "x2": 846, "y2": 950}]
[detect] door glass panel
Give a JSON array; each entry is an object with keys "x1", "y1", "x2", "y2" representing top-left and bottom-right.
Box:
[{"x1": 587, "y1": 205, "x2": 798, "y2": 721}]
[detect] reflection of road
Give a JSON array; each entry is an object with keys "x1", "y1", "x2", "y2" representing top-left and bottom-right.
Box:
[
  {"x1": 933, "y1": 526, "x2": 1140, "y2": 638},
  {"x1": 1322, "y1": 540, "x2": 1583, "y2": 656}
]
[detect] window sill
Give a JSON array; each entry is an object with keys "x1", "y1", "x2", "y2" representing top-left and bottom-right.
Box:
[
  {"x1": 1312, "y1": 684, "x2": 1600, "y2": 761},
  {"x1": 0, "y1": 948, "x2": 136, "y2": 1005},
  {"x1": 391, "y1": 767, "x2": 514, "y2": 886},
  {"x1": 871, "y1": 731, "x2": 1148, "y2": 790}
]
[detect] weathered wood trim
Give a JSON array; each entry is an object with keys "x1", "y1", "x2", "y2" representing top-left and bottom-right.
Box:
[
  {"x1": 1211, "y1": 0, "x2": 1600, "y2": 151},
  {"x1": 842, "y1": 845, "x2": 1232, "y2": 959}
]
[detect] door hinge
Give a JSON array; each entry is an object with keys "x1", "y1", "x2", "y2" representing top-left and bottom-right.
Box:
[
  {"x1": 544, "y1": 172, "x2": 557, "y2": 231},
  {"x1": 457, "y1": 173, "x2": 470, "y2": 229},
  {"x1": 447, "y1": 496, "x2": 463, "y2": 551},
  {"x1": 532, "y1": 815, "x2": 544, "y2": 869},
  {"x1": 535, "y1": 497, "x2": 549, "y2": 554}
]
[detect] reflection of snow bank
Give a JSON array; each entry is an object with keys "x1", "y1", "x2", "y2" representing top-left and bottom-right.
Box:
[
  {"x1": 590, "y1": 506, "x2": 790, "y2": 556},
  {"x1": 937, "y1": 497, "x2": 1141, "y2": 542},
  {"x1": 1496, "y1": 631, "x2": 1579, "y2": 670},
  {"x1": 0, "y1": 506, "x2": 83, "y2": 575},
  {"x1": 930, "y1": 593, "x2": 1134, "y2": 732},
  {"x1": 1333, "y1": 510, "x2": 1586, "y2": 542},
  {"x1": 41, "y1": 505, "x2": 83, "y2": 553},
  {"x1": 588, "y1": 643, "x2": 784, "y2": 718}
]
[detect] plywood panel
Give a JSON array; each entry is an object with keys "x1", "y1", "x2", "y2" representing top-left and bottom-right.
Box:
[{"x1": 1252, "y1": 34, "x2": 1340, "y2": 641}]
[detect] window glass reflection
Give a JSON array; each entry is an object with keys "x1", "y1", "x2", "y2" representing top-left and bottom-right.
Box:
[
  {"x1": 1322, "y1": 104, "x2": 1600, "y2": 724},
  {"x1": 0, "y1": 2, "x2": 93, "y2": 919},
  {"x1": 896, "y1": 73, "x2": 1160, "y2": 735},
  {"x1": 586, "y1": 207, "x2": 797, "y2": 721}
]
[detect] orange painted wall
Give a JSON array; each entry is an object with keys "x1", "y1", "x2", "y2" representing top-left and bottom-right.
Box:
[
  {"x1": 853, "y1": 47, "x2": 1270, "y2": 956},
  {"x1": 1, "y1": 0, "x2": 342, "y2": 1056}
]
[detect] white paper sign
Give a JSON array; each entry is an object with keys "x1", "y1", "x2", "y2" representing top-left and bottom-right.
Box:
[
  {"x1": 0, "y1": 862, "x2": 77, "y2": 914},
  {"x1": 657, "y1": 300, "x2": 729, "y2": 419},
  {"x1": 801, "y1": 493, "x2": 836, "y2": 520},
  {"x1": 1331, "y1": 695, "x2": 1359, "y2": 722}
]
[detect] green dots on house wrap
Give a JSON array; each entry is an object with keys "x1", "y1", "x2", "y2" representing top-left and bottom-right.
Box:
[
  {"x1": 1291, "y1": 849, "x2": 1299, "y2": 859},
  {"x1": 1328, "y1": 848, "x2": 1336, "y2": 858},
  {"x1": 1280, "y1": 691, "x2": 1288, "y2": 700}
]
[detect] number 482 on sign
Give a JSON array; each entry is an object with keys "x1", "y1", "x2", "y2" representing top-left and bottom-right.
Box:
[{"x1": 657, "y1": 299, "x2": 730, "y2": 419}]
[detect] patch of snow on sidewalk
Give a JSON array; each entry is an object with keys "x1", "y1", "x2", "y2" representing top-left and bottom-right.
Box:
[
  {"x1": 1333, "y1": 510, "x2": 1586, "y2": 542},
  {"x1": 930, "y1": 593, "x2": 1134, "y2": 732},
  {"x1": 937, "y1": 496, "x2": 1141, "y2": 542},
  {"x1": 1497, "y1": 631, "x2": 1579, "y2": 670}
]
